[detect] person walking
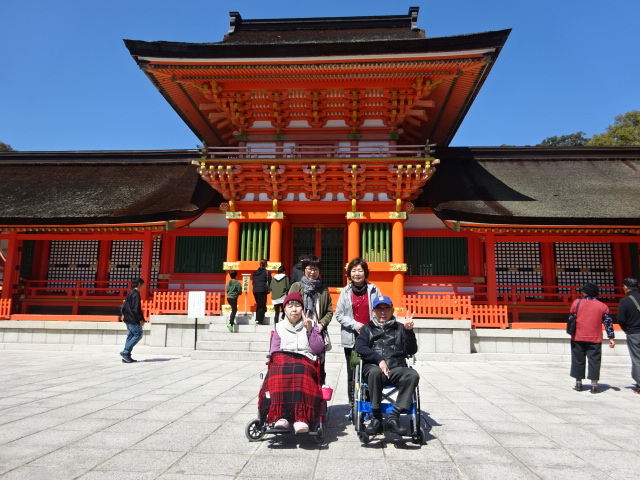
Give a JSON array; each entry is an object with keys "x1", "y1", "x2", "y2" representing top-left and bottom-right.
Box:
[
  {"x1": 120, "y1": 278, "x2": 146, "y2": 363},
  {"x1": 616, "y1": 278, "x2": 640, "y2": 394},
  {"x1": 270, "y1": 266, "x2": 290, "y2": 324},
  {"x1": 252, "y1": 259, "x2": 271, "y2": 325},
  {"x1": 226, "y1": 270, "x2": 242, "y2": 332},
  {"x1": 569, "y1": 283, "x2": 615, "y2": 393}
]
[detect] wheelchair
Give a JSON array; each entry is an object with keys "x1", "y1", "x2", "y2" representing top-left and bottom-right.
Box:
[
  {"x1": 245, "y1": 351, "x2": 329, "y2": 444},
  {"x1": 352, "y1": 358, "x2": 426, "y2": 444}
]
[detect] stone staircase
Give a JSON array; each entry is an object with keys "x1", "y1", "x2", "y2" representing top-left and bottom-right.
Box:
[{"x1": 192, "y1": 312, "x2": 345, "y2": 362}]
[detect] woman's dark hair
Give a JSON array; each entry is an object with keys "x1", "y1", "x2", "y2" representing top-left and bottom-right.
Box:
[
  {"x1": 346, "y1": 257, "x2": 369, "y2": 280},
  {"x1": 259, "y1": 259, "x2": 267, "y2": 269},
  {"x1": 301, "y1": 255, "x2": 321, "y2": 271},
  {"x1": 229, "y1": 270, "x2": 237, "y2": 279},
  {"x1": 132, "y1": 278, "x2": 145, "y2": 288},
  {"x1": 277, "y1": 266, "x2": 286, "y2": 274}
]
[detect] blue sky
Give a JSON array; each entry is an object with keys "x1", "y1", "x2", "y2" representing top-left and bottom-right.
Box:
[{"x1": 1, "y1": 0, "x2": 639, "y2": 151}]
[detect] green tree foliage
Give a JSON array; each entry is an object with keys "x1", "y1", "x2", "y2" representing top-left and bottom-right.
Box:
[
  {"x1": 0, "y1": 142, "x2": 14, "y2": 151},
  {"x1": 589, "y1": 110, "x2": 640, "y2": 146},
  {"x1": 536, "y1": 110, "x2": 640, "y2": 146},
  {"x1": 537, "y1": 132, "x2": 589, "y2": 146}
]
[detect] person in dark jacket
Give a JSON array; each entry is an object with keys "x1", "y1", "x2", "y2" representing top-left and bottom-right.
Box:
[
  {"x1": 226, "y1": 270, "x2": 242, "y2": 332},
  {"x1": 290, "y1": 254, "x2": 308, "y2": 284},
  {"x1": 355, "y1": 295, "x2": 418, "y2": 436},
  {"x1": 270, "y1": 265, "x2": 290, "y2": 324},
  {"x1": 120, "y1": 278, "x2": 145, "y2": 363},
  {"x1": 617, "y1": 278, "x2": 640, "y2": 393},
  {"x1": 252, "y1": 259, "x2": 271, "y2": 325}
]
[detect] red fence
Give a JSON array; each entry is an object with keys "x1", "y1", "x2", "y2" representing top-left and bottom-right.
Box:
[
  {"x1": 0, "y1": 299, "x2": 11, "y2": 320},
  {"x1": 401, "y1": 293, "x2": 508, "y2": 329},
  {"x1": 150, "y1": 291, "x2": 222, "y2": 316}
]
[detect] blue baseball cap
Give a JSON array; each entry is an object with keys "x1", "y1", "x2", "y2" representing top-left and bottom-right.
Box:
[{"x1": 372, "y1": 295, "x2": 393, "y2": 308}]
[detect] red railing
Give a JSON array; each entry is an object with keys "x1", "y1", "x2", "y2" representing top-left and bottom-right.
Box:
[
  {"x1": 401, "y1": 293, "x2": 508, "y2": 329},
  {"x1": 0, "y1": 298, "x2": 11, "y2": 319},
  {"x1": 151, "y1": 291, "x2": 222, "y2": 316},
  {"x1": 401, "y1": 293, "x2": 470, "y2": 320},
  {"x1": 203, "y1": 144, "x2": 431, "y2": 160}
]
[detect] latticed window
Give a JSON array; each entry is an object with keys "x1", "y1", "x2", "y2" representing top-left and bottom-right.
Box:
[
  {"x1": 555, "y1": 242, "x2": 614, "y2": 292},
  {"x1": 404, "y1": 237, "x2": 468, "y2": 276},
  {"x1": 47, "y1": 240, "x2": 99, "y2": 288},
  {"x1": 109, "y1": 237, "x2": 162, "y2": 287},
  {"x1": 240, "y1": 223, "x2": 270, "y2": 261},
  {"x1": 495, "y1": 242, "x2": 541, "y2": 294},
  {"x1": 361, "y1": 223, "x2": 391, "y2": 262},
  {"x1": 174, "y1": 236, "x2": 226, "y2": 274}
]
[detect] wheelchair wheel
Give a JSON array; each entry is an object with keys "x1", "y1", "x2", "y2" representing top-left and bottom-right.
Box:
[
  {"x1": 314, "y1": 425, "x2": 324, "y2": 444},
  {"x1": 245, "y1": 418, "x2": 266, "y2": 442},
  {"x1": 358, "y1": 431, "x2": 370, "y2": 444},
  {"x1": 412, "y1": 426, "x2": 426, "y2": 445}
]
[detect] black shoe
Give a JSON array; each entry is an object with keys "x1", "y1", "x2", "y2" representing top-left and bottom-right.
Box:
[
  {"x1": 120, "y1": 352, "x2": 133, "y2": 364},
  {"x1": 574, "y1": 381, "x2": 583, "y2": 391},
  {"x1": 591, "y1": 385, "x2": 601, "y2": 394},
  {"x1": 365, "y1": 417, "x2": 383, "y2": 435},
  {"x1": 386, "y1": 416, "x2": 407, "y2": 435}
]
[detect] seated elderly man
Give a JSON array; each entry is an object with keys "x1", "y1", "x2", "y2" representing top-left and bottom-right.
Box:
[{"x1": 355, "y1": 295, "x2": 418, "y2": 435}]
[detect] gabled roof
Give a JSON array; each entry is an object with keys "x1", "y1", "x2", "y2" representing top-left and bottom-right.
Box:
[
  {"x1": 124, "y1": 9, "x2": 510, "y2": 148},
  {"x1": 0, "y1": 150, "x2": 220, "y2": 230},
  {"x1": 425, "y1": 146, "x2": 640, "y2": 231}
]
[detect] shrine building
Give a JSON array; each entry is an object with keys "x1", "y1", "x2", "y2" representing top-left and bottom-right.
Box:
[{"x1": 1, "y1": 8, "x2": 639, "y2": 329}]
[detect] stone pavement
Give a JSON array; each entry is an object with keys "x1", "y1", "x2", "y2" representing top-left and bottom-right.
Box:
[{"x1": 0, "y1": 349, "x2": 639, "y2": 480}]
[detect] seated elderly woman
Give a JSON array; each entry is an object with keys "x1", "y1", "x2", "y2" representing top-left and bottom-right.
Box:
[{"x1": 258, "y1": 292, "x2": 325, "y2": 434}]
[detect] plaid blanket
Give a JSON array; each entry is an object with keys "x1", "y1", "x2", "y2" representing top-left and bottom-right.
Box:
[{"x1": 258, "y1": 351, "x2": 323, "y2": 425}]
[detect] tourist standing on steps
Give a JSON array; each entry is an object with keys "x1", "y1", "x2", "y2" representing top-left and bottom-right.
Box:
[
  {"x1": 569, "y1": 283, "x2": 615, "y2": 393},
  {"x1": 252, "y1": 259, "x2": 271, "y2": 325},
  {"x1": 226, "y1": 270, "x2": 242, "y2": 332},
  {"x1": 616, "y1": 278, "x2": 640, "y2": 394},
  {"x1": 270, "y1": 266, "x2": 290, "y2": 324},
  {"x1": 120, "y1": 278, "x2": 145, "y2": 363}
]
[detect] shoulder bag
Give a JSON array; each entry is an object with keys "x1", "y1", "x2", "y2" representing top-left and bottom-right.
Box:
[{"x1": 566, "y1": 299, "x2": 582, "y2": 335}]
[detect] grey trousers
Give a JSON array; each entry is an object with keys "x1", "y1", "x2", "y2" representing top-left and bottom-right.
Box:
[
  {"x1": 363, "y1": 364, "x2": 420, "y2": 411},
  {"x1": 625, "y1": 332, "x2": 640, "y2": 385},
  {"x1": 570, "y1": 340, "x2": 602, "y2": 381}
]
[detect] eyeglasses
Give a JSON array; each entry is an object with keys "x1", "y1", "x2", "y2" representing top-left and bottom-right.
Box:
[
  {"x1": 374, "y1": 306, "x2": 392, "y2": 312},
  {"x1": 305, "y1": 267, "x2": 319, "y2": 273}
]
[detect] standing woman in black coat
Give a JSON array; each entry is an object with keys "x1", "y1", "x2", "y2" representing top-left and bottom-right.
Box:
[{"x1": 252, "y1": 259, "x2": 271, "y2": 325}]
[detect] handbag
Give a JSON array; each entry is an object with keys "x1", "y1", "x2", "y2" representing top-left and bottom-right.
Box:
[{"x1": 566, "y1": 299, "x2": 581, "y2": 335}]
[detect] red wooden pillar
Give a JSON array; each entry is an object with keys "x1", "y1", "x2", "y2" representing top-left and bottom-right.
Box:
[
  {"x1": 391, "y1": 218, "x2": 405, "y2": 307},
  {"x1": 1, "y1": 232, "x2": 18, "y2": 299},
  {"x1": 96, "y1": 239, "x2": 112, "y2": 283},
  {"x1": 484, "y1": 233, "x2": 498, "y2": 305},
  {"x1": 269, "y1": 219, "x2": 283, "y2": 264},
  {"x1": 540, "y1": 241, "x2": 556, "y2": 294},
  {"x1": 140, "y1": 232, "x2": 153, "y2": 300},
  {"x1": 612, "y1": 241, "x2": 626, "y2": 287},
  {"x1": 227, "y1": 220, "x2": 240, "y2": 262},
  {"x1": 347, "y1": 218, "x2": 360, "y2": 262}
]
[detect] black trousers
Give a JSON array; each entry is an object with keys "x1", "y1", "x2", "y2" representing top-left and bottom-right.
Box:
[
  {"x1": 363, "y1": 364, "x2": 420, "y2": 411},
  {"x1": 254, "y1": 292, "x2": 267, "y2": 323},
  {"x1": 570, "y1": 340, "x2": 602, "y2": 381},
  {"x1": 273, "y1": 303, "x2": 284, "y2": 324},
  {"x1": 344, "y1": 347, "x2": 355, "y2": 404},
  {"x1": 228, "y1": 298, "x2": 238, "y2": 325}
]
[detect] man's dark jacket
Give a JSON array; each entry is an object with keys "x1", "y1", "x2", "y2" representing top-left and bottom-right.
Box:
[
  {"x1": 617, "y1": 290, "x2": 640, "y2": 334},
  {"x1": 355, "y1": 318, "x2": 418, "y2": 369},
  {"x1": 123, "y1": 289, "x2": 144, "y2": 324}
]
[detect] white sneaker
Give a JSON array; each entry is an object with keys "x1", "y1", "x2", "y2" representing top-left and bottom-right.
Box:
[
  {"x1": 273, "y1": 418, "x2": 290, "y2": 430},
  {"x1": 293, "y1": 421, "x2": 309, "y2": 434}
]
